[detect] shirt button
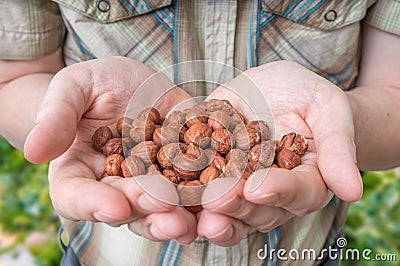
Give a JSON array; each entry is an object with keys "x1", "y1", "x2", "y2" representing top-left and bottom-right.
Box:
[
  {"x1": 324, "y1": 10, "x2": 337, "y2": 22},
  {"x1": 97, "y1": 0, "x2": 110, "y2": 12}
]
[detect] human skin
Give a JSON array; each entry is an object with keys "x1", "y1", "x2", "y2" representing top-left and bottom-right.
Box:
[
  {"x1": 0, "y1": 55, "x2": 198, "y2": 244},
  {"x1": 0, "y1": 24, "x2": 399, "y2": 246},
  {"x1": 197, "y1": 24, "x2": 400, "y2": 246}
]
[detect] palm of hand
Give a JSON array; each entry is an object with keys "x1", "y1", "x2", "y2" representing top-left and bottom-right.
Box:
[{"x1": 196, "y1": 61, "x2": 362, "y2": 246}]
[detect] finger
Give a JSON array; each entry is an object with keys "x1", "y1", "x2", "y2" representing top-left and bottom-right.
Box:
[
  {"x1": 240, "y1": 205, "x2": 293, "y2": 233},
  {"x1": 309, "y1": 88, "x2": 363, "y2": 202},
  {"x1": 128, "y1": 207, "x2": 197, "y2": 244},
  {"x1": 24, "y1": 66, "x2": 92, "y2": 164},
  {"x1": 202, "y1": 177, "x2": 293, "y2": 232},
  {"x1": 23, "y1": 58, "x2": 155, "y2": 164},
  {"x1": 197, "y1": 210, "x2": 251, "y2": 247},
  {"x1": 103, "y1": 174, "x2": 180, "y2": 217},
  {"x1": 49, "y1": 159, "x2": 132, "y2": 223},
  {"x1": 49, "y1": 155, "x2": 178, "y2": 223},
  {"x1": 201, "y1": 177, "x2": 269, "y2": 225},
  {"x1": 201, "y1": 177, "x2": 246, "y2": 212},
  {"x1": 245, "y1": 167, "x2": 332, "y2": 216}
]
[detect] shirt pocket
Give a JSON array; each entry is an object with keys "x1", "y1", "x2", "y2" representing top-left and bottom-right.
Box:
[
  {"x1": 54, "y1": 0, "x2": 173, "y2": 23},
  {"x1": 258, "y1": 0, "x2": 372, "y2": 89},
  {"x1": 261, "y1": 0, "x2": 369, "y2": 31},
  {"x1": 54, "y1": 0, "x2": 175, "y2": 66}
]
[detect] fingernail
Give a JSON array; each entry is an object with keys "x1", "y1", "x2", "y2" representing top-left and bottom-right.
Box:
[
  {"x1": 137, "y1": 194, "x2": 162, "y2": 212},
  {"x1": 208, "y1": 224, "x2": 233, "y2": 240},
  {"x1": 23, "y1": 124, "x2": 38, "y2": 152},
  {"x1": 93, "y1": 211, "x2": 126, "y2": 223},
  {"x1": 176, "y1": 235, "x2": 194, "y2": 245},
  {"x1": 150, "y1": 224, "x2": 170, "y2": 240},
  {"x1": 256, "y1": 193, "x2": 279, "y2": 204},
  {"x1": 219, "y1": 195, "x2": 241, "y2": 210}
]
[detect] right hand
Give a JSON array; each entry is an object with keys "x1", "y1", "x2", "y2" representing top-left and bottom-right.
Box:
[{"x1": 24, "y1": 57, "x2": 197, "y2": 244}]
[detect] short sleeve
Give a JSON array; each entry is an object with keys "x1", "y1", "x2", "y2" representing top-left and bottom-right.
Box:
[
  {"x1": 366, "y1": 0, "x2": 400, "y2": 35},
  {"x1": 0, "y1": 0, "x2": 65, "y2": 60}
]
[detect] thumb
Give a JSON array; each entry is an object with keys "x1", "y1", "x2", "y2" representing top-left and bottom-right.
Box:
[
  {"x1": 24, "y1": 69, "x2": 90, "y2": 163},
  {"x1": 310, "y1": 88, "x2": 363, "y2": 202}
]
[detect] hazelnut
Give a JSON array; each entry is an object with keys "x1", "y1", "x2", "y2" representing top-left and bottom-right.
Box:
[
  {"x1": 92, "y1": 126, "x2": 113, "y2": 151},
  {"x1": 232, "y1": 110, "x2": 246, "y2": 124},
  {"x1": 103, "y1": 138, "x2": 123, "y2": 157},
  {"x1": 206, "y1": 99, "x2": 233, "y2": 115},
  {"x1": 184, "y1": 123, "x2": 212, "y2": 148},
  {"x1": 233, "y1": 123, "x2": 260, "y2": 151},
  {"x1": 152, "y1": 127, "x2": 163, "y2": 147},
  {"x1": 121, "y1": 156, "x2": 145, "y2": 177},
  {"x1": 240, "y1": 164, "x2": 254, "y2": 180},
  {"x1": 210, "y1": 154, "x2": 226, "y2": 172},
  {"x1": 165, "y1": 110, "x2": 186, "y2": 125},
  {"x1": 246, "y1": 120, "x2": 270, "y2": 141},
  {"x1": 276, "y1": 148, "x2": 301, "y2": 170},
  {"x1": 208, "y1": 111, "x2": 234, "y2": 131},
  {"x1": 130, "y1": 141, "x2": 159, "y2": 166},
  {"x1": 162, "y1": 169, "x2": 180, "y2": 184},
  {"x1": 199, "y1": 166, "x2": 221, "y2": 184},
  {"x1": 211, "y1": 128, "x2": 235, "y2": 155},
  {"x1": 168, "y1": 123, "x2": 186, "y2": 143},
  {"x1": 129, "y1": 118, "x2": 156, "y2": 142},
  {"x1": 104, "y1": 154, "x2": 124, "y2": 176},
  {"x1": 146, "y1": 164, "x2": 161, "y2": 175},
  {"x1": 116, "y1": 117, "x2": 133, "y2": 136},
  {"x1": 122, "y1": 136, "x2": 136, "y2": 151},
  {"x1": 279, "y1": 132, "x2": 308, "y2": 156},
  {"x1": 246, "y1": 160, "x2": 264, "y2": 172},
  {"x1": 137, "y1": 107, "x2": 161, "y2": 124},
  {"x1": 185, "y1": 106, "x2": 208, "y2": 127},
  {"x1": 177, "y1": 180, "x2": 204, "y2": 213},
  {"x1": 154, "y1": 124, "x2": 186, "y2": 147},
  {"x1": 203, "y1": 148, "x2": 217, "y2": 165},
  {"x1": 157, "y1": 143, "x2": 185, "y2": 169},
  {"x1": 248, "y1": 140, "x2": 275, "y2": 168},
  {"x1": 225, "y1": 149, "x2": 248, "y2": 177},
  {"x1": 224, "y1": 161, "x2": 245, "y2": 178},
  {"x1": 173, "y1": 153, "x2": 206, "y2": 180},
  {"x1": 186, "y1": 143, "x2": 203, "y2": 158}
]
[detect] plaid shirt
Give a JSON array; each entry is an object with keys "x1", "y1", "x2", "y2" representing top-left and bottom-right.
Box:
[{"x1": 1, "y1": 1, "x2": 400, "y2": 265}]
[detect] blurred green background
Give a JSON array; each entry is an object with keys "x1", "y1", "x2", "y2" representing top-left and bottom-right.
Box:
[{"x1": 0, "y1": 137, "x2": 399, "y2": 265}]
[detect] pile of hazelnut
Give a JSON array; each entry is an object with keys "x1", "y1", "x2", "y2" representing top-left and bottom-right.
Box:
[{"x1": 92, "y1": 99, "x2": 307, "y2": 211}]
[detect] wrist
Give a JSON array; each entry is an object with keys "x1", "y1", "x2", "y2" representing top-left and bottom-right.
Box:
[{"x1": 346, "y1": 86, "x2": 400, "y2": 170}]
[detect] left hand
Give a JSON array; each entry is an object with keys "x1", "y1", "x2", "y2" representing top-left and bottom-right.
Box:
[{"x1": 197, "y1": 61, "x2": 362, "y2": 246}]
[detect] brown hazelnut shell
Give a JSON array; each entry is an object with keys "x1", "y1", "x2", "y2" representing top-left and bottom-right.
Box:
[
  {"x1": 103, "y1": 138, "x2": 123, "y2": 157},
  {"x1": 104, "y1": 154, "x2": 124, "y2": 176},
  {"x1": 129, "y1": 118, "x2": 156, "y2": 142},
  {"x1": 137, "y1": 107, "x2": 161, "y2": 124},
  {"x1": 184, "y1": 123, "x2": 212, "y2": 148},
  {"x1": 130, "y1": 141, "x2": 159, "y2": 166},
  {"x1": 211, "y1": 128, "x2": 235, "y2": 155},
  {"x1": 92, "y1": 126, "x2": 113, "y2": 151},
  {"x1": 276, "y1": 148, "x2": 301, "y2": 170},
  {"x1": 199, "y1": 166, "x2": 221, "y2": 184},
  {"x1": 248, "y1": 140, "x2": 275, "y2": 168},
  {"x1": 121, "y1": 156, "x2": 145, "y2": 177}
]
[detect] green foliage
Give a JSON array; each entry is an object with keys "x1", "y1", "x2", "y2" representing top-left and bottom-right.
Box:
[
  {"x1": 28, "y1": 237, "x2": 63, "y2": 266},
  {"x1": 0, "y1": 138, "x2": 62, "y2": 264},
  {"x1": 343, "y1": 170, "x2": 400, "y2": 265}
]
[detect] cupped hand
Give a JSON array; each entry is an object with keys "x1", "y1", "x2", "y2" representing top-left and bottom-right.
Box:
[
  {"x1": 24, "y1": 57, "x2": 197, "y2": 244},
  {"x1": 197, "y1": 60, "x2": 362, "y2": 246}
]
